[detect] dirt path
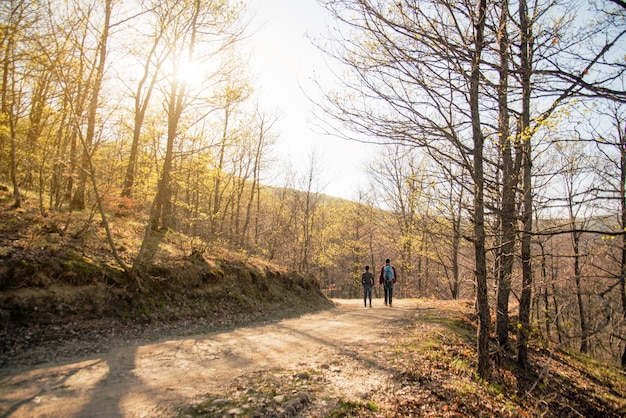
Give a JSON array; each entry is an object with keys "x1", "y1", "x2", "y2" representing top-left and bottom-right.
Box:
[{"x1": 0, "y1": 298, "x2": 418, "y2": 417}]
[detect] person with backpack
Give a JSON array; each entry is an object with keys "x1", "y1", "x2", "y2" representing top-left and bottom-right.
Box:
[
  {"x1": 379, "y1": 259, "x2": 397, "y2": 306},
  {"x1": 361, "y1": 265, "x2": 374, "y2": 308}
]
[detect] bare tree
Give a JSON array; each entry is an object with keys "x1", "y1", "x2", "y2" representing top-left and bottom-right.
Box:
[
  {"x1": 241, "y1": 107, "x2": 277, "y2": 248},
  {"x1": 586, "y1": 102, "x2": 626, "y2": 366},
  {"x1": 297, "y1": 150, "x2": 323, "y2": 273},
  {"x1": 315, "y1": 0, "x2": 495, "y2": 377},
  {"x1": 430, "y1": 165, "x2": 469, "y2": 300},
  {"x1": 368, "y1": 145, "x2": 429, "y2": 297},
  {"x1": 209, "y1": 80, "x2": 251, "y2": 237},
  {"x1": 515, "y1": 0, "x2": 534, "y2": 369},
  {"x1": 0, "y1": 0, "x2": 38, "y2": 208},
  {"x1": 494, "y1": 0, "x2": 522, "y2": 352},
  {"x1": 614, "y1": 107, "x2": 626, "y2": 367},
  {"x1": 151, "y1": 0, "x2": 244, "y2": 231},
  {"x1": 69, "y1": 0, "x2": 112, "y2": 211},
  {"x1": 515, "y1": 0, "x2": 626, "y2": 367},
  {"x1": 121, "y1": 3, "x2": 169, "y2": 199}
]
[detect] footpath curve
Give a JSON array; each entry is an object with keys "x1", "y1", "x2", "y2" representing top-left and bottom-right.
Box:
[{"x1": 0, "y1": 298, "x2": 418, "y2": 417}]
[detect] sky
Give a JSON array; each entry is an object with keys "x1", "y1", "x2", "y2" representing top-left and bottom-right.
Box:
[{"x1": 244, "y1": 0, "x2": 375, "y2": 200}]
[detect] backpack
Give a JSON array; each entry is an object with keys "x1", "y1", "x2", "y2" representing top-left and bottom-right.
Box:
[{"x1": 383, "y1": 265, "x2": 394, "y2": 282}]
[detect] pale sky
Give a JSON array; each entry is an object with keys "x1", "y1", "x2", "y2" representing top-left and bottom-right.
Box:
[{"x1": 245, "y1": 0, "x2": 373, "y2": 200}]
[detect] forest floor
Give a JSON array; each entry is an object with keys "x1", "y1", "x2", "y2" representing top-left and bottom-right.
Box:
[{"x1": 1, "y1": 298, "x2": 626, "y2": 418}]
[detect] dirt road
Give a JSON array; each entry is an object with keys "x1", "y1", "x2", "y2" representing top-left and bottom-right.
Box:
[{"x1": 0, "y1": 298, "x2": 418, "y2": 417}]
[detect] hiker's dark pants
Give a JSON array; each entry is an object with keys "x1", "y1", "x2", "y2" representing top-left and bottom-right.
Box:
[
  {"x1": 363, "y1": 285, "x2": 372, "y2": 306},
  {"x1": 384, "y1": 282, "x2": 393, "y2": 305}
]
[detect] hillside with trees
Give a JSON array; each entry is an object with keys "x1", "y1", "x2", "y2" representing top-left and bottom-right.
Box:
[{"x1": 1, "y1": 0, "x2": 626, "y2": 391}]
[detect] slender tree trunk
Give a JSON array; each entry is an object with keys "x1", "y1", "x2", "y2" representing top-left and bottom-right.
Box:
[
  {"x1": 0, "y1": 12, "x2": 21, "y2": 208},
  {"x1": 152, "y1": 65, "x2": 186, "y2": 231},
  {"x1": 450, "y1": 178, "x2": 463, "y2": 300},
  {"x1": 470, "y1": 0, "x2": 491, "y2": 380},
  {"x1": 518, "y1": 145, "x2": 533, "y2": 368},
  {"x1": 551, "y1": 274, "x2": 564, "y2": 345},
  {"x1": 9, "y1": 116, "x2": 21, "y2": 208},
  {"x1": 29, "y1": 69, "x2": 52, "y2": 211},
  {"x1": 495, "y1": 0, "x2": 516, "y2": 351},
  {"x1": 300, "y1": 189, "x2": 312, "y2": 273},
  {"x1": 48, "y1": 94, "x2": 72, "y2": 209},
  {"x1": 152, "y1": 0, "x2": 201, "y2": 231},
  {"x1": 451, "y1": 227, "x2": 460, "y2": 300},
  {"x1": 152, "y1": 91, "x2": 177, "y2": 230},
  {"x1": 618, "y1": 117, "x2": 626, "y2": 368},
  {"x1": 27, "y1": 68, "x2": 51, "y2": 192},
  {"x1": 211, "y1": 105, "x2": 230, "y2": 236},
  {"x1": 539, "y1": 242, "x2": 552, "y2": 339},
  {"x1": 621, "y1": 213, "x2": 626, "y2": 366},
  {"x1": 242, "y1": 116, "x2": 266, "y2": 247},
  {"x1": 70, "y1": 0, "x2": 111, "y2": 211},
  {"x1": 254, "y1": 169, "x2": 261, "y2": 246},
  {"x1": 122, "y1": 37, "x2": 162, "y2": 199},
  {"x1": 572, "y1": 230, "x2": 588, "y2": 352},
  {"x1": 517, "y1": 0, "x2": 534, "y2": 369}
]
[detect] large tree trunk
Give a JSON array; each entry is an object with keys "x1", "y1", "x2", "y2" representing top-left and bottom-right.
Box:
[
  {"x1": 470, "y1": 0, "x2": 491, "y2": 380},
  {"x1": 151, "y1": 0, "x2": 202, "y2": 231},
  {"x1": 495, "y1": 0, "x2": 516, "y2": 352},
  {"x1": 151, "y1": 87, "x2": 178, "y2": 231}
]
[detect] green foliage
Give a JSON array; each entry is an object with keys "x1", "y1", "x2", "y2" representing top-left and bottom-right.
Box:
[
  {"x1": 177, "y1": 396, "x2": 238, "y2": 417},
  {"x1": 565, "y1": 349, "x2": 626, "y2": 396},
  {"x1": 328, "y1": 399, "x2": 366, "y2": 417},
  {"x1": 61, "y1": 256, "x2": 102, "y2": 279},
  {"x1": 365, "y1": 400, "x2": 379, "y2": 411}
]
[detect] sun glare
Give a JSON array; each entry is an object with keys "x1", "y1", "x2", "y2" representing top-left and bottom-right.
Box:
[{"x1": 175, "y1": 59, "x2": 206, "y2": 87}]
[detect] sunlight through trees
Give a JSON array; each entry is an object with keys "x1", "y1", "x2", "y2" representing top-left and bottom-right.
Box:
[{"x1": 1, "y1": 0, "x2": 626, "y2": 379}]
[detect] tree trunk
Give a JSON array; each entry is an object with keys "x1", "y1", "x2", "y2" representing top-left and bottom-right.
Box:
[
  {"x1": 70, "y1": 0, "x2": 111, "y2": 211},
  {"x1": 122, "y1": 35, "x2": 161, "y2": 199},
  {"x1": 153, "y1": 99, "x2": 177, "y2": 230},
  {"x1": 470, "y1": 0, "x2": 491, "y2": 380},
  {"x1": 242, "y1": 112, "x2": 270, "y2": 247},
  {"x1": 517, "y1": 0, "x2": 534, "y2": 369},
  {"x1": 211, "y1": 104, "x2": 230, "y2": 237},
  {"x1": 152, "y1": 0, "x2": 202, "y2": 231},
  {"x1": 572, "y1": 231, "x2": 589, "y2": 353},
  {"x1": 0, "y1": 12, "x2": 21, "y2": 208},
  {"x1": 539, "y1": 242, "x2": 552, "y2": 340},
  {"x1": 495, "y1": 0, "x2": 516, "y2": 352},
  {"x1": 450, "y1": 178, "x2": 463, "y2": 300},
  {"x1": 619, "y1": 117, "x2": 626, "y2": 368}
]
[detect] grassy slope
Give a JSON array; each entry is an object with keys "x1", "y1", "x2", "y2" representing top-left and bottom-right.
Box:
[
  {"x1": 0, "y1": 190, "x2": 333, "y2": 368},
  {"x1": 377, "y1": 300, "x2": 626, "y2": 417}
]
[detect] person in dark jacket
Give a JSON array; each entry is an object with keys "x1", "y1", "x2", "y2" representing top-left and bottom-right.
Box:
[
  {"x1": 361, "y1": 266, "x2": 374, "y2": 308},
  {"x1": 379, "y1": 259, "x2": 397, "y2": 306}
]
